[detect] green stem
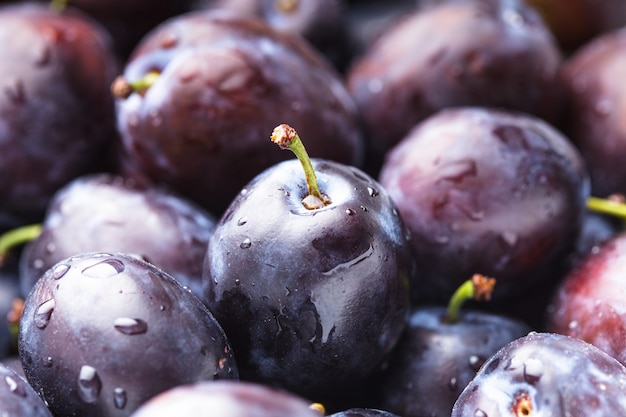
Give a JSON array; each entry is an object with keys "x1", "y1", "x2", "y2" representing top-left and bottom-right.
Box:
[
  {"x1": 0, "y1": 224, "x2": 42, "y2": 265},
  {"x1": 271, "y1": 124, "x2": 331, "y2": 209},
  {"x1": 587, "y1": 196, "x2": 626, "y2": 218},
  {"x1": 50, "y1": 0, "x2": 69, "y2": 12},
  {"x1": 445, "y1": 274, "x2": 496, "y2": 323},
  {"x1": 111, "y1": 71, "x2": 160, "y2": 99}
]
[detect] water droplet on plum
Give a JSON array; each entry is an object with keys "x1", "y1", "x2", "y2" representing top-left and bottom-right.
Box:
[
  {"x1": 523, "y1": 358, "x2": 543, "y2": 384},
  {"x1": 113, "y1": 318, "x2": 148, "y2": 335},
  {"x1": 77, "y1": 365, "x2": 101, "y2": 403},
  {"x1": 35, "y1": 299, "x2": 55, "y2": 329},
  {"x1": 5, "y1": 375, "x2": 26, "y2": 397},
  {"x1": 82, "y1": 259, "x2": 125, "y2": 278},
  {"x1": 113, "y1": 387, "x2": 127, "y2": 409},
  {"x1": 52, "y1": 263, "x2": 69, "y2": 280},
  {"x1": 237, "y1": 217, "x2": 248, "y2": 226},
  {"x1": 240, "y1": 238, "x2": 252, "y2": 249}
]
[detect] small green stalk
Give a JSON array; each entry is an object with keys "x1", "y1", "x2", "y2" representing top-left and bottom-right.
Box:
[
  {"x1": 587, "y1": 196, "x2": 626, "y2": 217},
  {"x1": 0, "y1": 224, "x2": 42, "y2": 265},
  {"x1": 445, "y1": 274, "x2": 496, "y2": 323},
  {"x1": 111, "y1": 71, "x2": 161, "y2": 99},
  {"x1": 271, "y1": 124, "x2": 331, "y2": 210},
  {"x1": 50, "y1": 0, "x2": 69, "y2": 12}
]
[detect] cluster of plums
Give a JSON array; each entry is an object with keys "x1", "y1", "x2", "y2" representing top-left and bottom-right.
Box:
[{"x1": 1, "y1": 0, "x2": 626, "y2": 416}]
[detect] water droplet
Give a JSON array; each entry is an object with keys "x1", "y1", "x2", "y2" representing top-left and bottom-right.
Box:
[
  {"x1": 42, "y1": 357, "x2": 53, "y2": 368},
  {"x1": 114, "y1": 318, "x2": 148, "y2": 335},
  {"x1": 159, "y1": 305, "x2": 166, "y2": 311},
  {"x1": 594, "y1": 99, "x2": 612, "y2": 115},
  {"x1": 322, "y1": 244, "x2": 375, "y2": 276},
  {"x1": 78, "y1": 365, "x2": 101, "y2": 403},
  {"x1": 82, "y1": 259, "x2": 125, "y2": 278},
  {"x1": 468, "y1": 355, "x2": 483, "y2": 371},
  {"x1": 449, "y1": 377, "x2": 458, "y2": 391},
  {"x1": 360, "y1": 205, "x2": 368, "y2": 212},
  {"x1": 435, "y1": 235, "x2": 450, "y2": 245},
  {"x1": 234, "y1": 279, "x2": 240, "y2": 286},
  {"x1": 160, "y1": 32, "x2": 178, "y2": 48},
  {"x1": 475, "y1": 410, "x2": 488, "y2": 417},
  {"x1": 113, "y1": 388, "x2": 127, "y2": 409},
  {"x1": 523, "y1": 358, "x2": 543, "y2": 384},
  {"x1": 500, "y1": 231, "x2": 518, "y2": 247},
  {"x1": 367, "y1": 78, "x2": 383, "y2": 94},
  {"x1": 568, "y1": 320, "x2": 579, "y2": 330},
  {"x1": 240, "y1": 238, "x2": 251, "y2": 249},
  {"x1": 35, "y1": 299, "x2": 55, "y2": 329},
  {"x1": 52, "y1": 263, "x2": 70, "y2": 280},
  {"x1": 346, "y1": 208, "x2": 356, "y2": 216},
  {"x1": 5, "y1": 376, "x2": 26, "y2": 397},
  {"x1": 33, "y1": 258, "x2": 44, "y2": 269},
  {"x1": 45, "y1": 243, "x2": 56, "y2": 255},
  {"x1": 237, "y1": 217, "x2": 248, "y2": 226},
  {"x1": 367, "y1": 186, "x2": 379, "y2": 197}
]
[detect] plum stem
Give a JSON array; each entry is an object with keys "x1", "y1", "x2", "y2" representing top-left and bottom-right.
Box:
[
  {"x1": 0, "y1": 224, "x2": 42, "y2": 266},
  {"x1": 308, "y1": 403, "x2": 325, "y2": 415},
  {"x1": 445, "y1": 274, "x2": 496, "y2": 323},
  {"x1": 271, "y1": 124, "x2": 331, "y2": 210},
  {"x1": 587, "y1": 195, "x2": 626, "y2": 219},
  {"x1": 275, "y1": 0, "x2": 298, "y2": 13},
  {"x1": 111, "y1": 71, "x2": 160, "y2": 99},
  {"x1": 49, "y1": 0, "x2": 69, "y2": 12}
]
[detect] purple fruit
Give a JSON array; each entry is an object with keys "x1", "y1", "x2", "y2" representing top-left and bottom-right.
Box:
[
  {"x1": 18, "y1": 252, "x2": 238, "y2": 417},
  {"x1": 451, "y1": 332, "x2": 626, "y2": 416},
  {"x1": 19, "y1": 173, "x2": 216, "y2": 299},
  {"x1": 129, "y1": 380, "x2": 324, "y2": 417}
]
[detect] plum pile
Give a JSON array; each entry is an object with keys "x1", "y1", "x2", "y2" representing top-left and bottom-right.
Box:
[{"x1": 1, "y1": 0, "x2": 626, "y2": 416}]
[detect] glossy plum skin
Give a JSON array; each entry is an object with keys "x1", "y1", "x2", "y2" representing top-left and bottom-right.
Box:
[
  {"x1": 0, "y1": 362, "x2": 53, "y2": 417},
  {"x1": 451, "y1": 332, "x2": 626, "y2": 417},
  {"x1": 18, "y1": 252, "x2": 238, "y2": 417},
  {"x1": 345, "y1": 0, "x2": 563, "y2": 174},
  {"x1": 115, "y1": 11, "x2": 364, "y2": 217},
  {"x1": 195, "y1": 0, "x2": 351, "y2": 71},
  {"x1": 560, "y1": 28, "x2": 626, "y2": 198},
  {"x1": 378, "y1": 107, "x2": 589, "y2": 303},
  {"x1": 372, "y1": 307, "x2": 531, "y2": 417},
  {"x1": 202, "y1": 158, "x2": 414, "y2": 401},
  {"x1": 19, "y1": 173, "x2": 216, "y2": 299},
  {"x1": 0, "y1": 3, "x2": 118, "y2": 231},
  {"x1": 129, "y1": 380, "x2": 323, "y2": 417},
  {"x1": 547, "y1": 232, "x2": 626, "y2": 367}
]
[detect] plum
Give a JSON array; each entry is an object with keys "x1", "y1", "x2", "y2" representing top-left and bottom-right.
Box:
[
  {"x1": 560, "y1": 27, "x2": 626, "y2": 198},
  {"x1": 18, "y1": 173, "x2": 216, "y2": 299},
  {"x1": 451, "y1": 332, "x2": 626, "y2": 416},
  {"x1": 202, "y1": 125, "x2": 414, "y2": 402},
  {"x1": 18, "y1": 252, "x2": 238, "y2": 417},
  {"x1": 129, "y1": 380, "x2": 324, "y2": 417},
  {"x1": 547, "y1": 230, "x2": 626, "y2": 367},
  {"x1": 346, "y1": 0, "x2": 563, "y2": 175},
  {"x1": 113, "y1": 10, "x2": 364, "y2": 217},
  {"x1": 378, "y1": 107, "x2": 589, "y2": 303},
  {"x1": 0, "y1": 3, "x2": 118, "y2": 231}
]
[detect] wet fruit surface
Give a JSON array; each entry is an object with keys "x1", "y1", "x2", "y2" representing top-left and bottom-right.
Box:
[
  {"x1": 202, "y1": 157, "x2": 414, "y2": 401},
  {"x1": 379, "y1": 107, "x2": 589, "y2": 303},
  {"x1": 18, "y1": 252, "x2": 238, "y2": 417},
  {"x1": 19, "y1": 173, "x2": 216, "y2": 299},
  {"x1": 547, "y1": 231, "x2": 626, "y2": 367},
  {"x1": 373, "y1": 307, "x2": 531, "y2": 417},
  {"x1": 452, "y1": 332, "x2": 626, "y2": 417},
  {"x1": 114, "y1": 10, "x2": 364, "y2": 217},
  {"x1": 0, "y1": 361, "x2": 54, "y2": 417}
]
